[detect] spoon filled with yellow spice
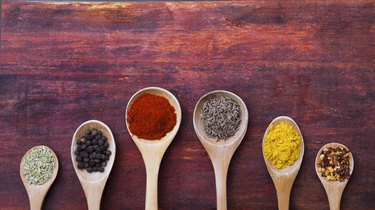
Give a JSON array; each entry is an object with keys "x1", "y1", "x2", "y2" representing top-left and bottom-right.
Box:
[
  {"x1": 315, "y1": 143, "x2": 354, "y2": 210},
  {"x1": 262, "y1": 116, "x2": 304, "y2": 210}
]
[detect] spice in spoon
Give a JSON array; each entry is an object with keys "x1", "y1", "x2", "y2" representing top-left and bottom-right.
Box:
[
  {"x1": 74, "y1": 128, "x2": 112, "y2": 173},
  {"x1": 263, "y1": 122, "x2": 302, "y2": 169},
  {"x1": 127, "y1": 94, "x2": 176, "y2": 140},
  {"x1": 22, "y1": 146, "x2": 56, "y2": 185},
  {"x1": 317, "y1": 145, "x2": 351, "y2": 182},
  {"x1": 201, "y1": 96, "x2": 241, "y2": 141}
]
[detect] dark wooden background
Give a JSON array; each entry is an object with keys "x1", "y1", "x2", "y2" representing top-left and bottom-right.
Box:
[{"x1": 1, "y1": 1, "x2": 374, "y2": 209}]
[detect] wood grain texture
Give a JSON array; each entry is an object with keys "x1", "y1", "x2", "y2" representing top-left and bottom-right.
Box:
[{"x1": 1, "y1": 1, "x2": 375, "y2": 209}]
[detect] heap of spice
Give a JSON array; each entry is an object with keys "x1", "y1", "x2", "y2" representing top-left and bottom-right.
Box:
[
  {"x1": 23, "y1": 146, "x2": 56, "y2": 185},
  {"x1": 317, "y1": 145, "x2": 351, "y2": 182},
  {"x1": 74, "y1": 128, "x2": 111, "y2": 173},
  {"x1": 201, "y1": 96, "x2": 241, "y2": 141},
  {"x1": 263, "y1": 122, "x2": 302, "y2": 169},
  {"x1": 127, "y1": 94, "x2": 176, "y2": 140}
]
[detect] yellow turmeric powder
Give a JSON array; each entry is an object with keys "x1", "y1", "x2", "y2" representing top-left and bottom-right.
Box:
[{"x1": 263, "y1": 122, "x2": 301, "y2": 169}]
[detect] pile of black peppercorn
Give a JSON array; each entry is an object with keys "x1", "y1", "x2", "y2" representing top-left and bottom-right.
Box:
[{"x1": 74, "y1": 128, "x2": 112, "y2": 173}]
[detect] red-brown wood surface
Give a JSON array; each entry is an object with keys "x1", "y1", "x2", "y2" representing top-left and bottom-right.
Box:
[{"x1": 1, "y1": 1, "x2": 375, "y2": 209}]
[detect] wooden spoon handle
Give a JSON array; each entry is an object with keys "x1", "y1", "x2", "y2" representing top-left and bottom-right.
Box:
[
  {"x1": 29, "y1": 193, "x2": 44, "y2": 210},
  {"x1": 144, "y1": 156, "x2": 162, "y2": 210},
  {"x1": 212, "y1": 158, "x2": 230, "y2": 210},
  {"x1": 214, "y1": 167, "x2": 228, "y2": 210},
  {"x1": 275, "y1": 182, "x2": 292, "y2": 210},
  {"x1": 273, "y1": 176, "x2": 296, "y2": 210},
  {"x1": 325, "y1": 186, "x2": 344, "y2": 210},
  {"x1": 82, "y1": 182, "x2": 105, "y2": 210}
]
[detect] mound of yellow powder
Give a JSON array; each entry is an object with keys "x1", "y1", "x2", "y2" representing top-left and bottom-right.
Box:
[{"x1": 263, "y1": 122, "x2": 301, "y2": 169}]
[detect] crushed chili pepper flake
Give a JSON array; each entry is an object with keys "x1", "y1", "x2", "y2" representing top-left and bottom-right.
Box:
[{"x1": 317, "y1": 145, "x2": 351, "y2": 182}]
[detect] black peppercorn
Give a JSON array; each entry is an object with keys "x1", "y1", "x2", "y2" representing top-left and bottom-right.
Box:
[
  {"x1": 95, "y1": 146, "x2": 101, "y2": 153},
  {"x1": 87, "y1": 146, "x2": 94, "y2": 153},
  {"x1": 74, "y1": 128, "x2": 111, "y2": 173},
  {"x1": 95, "y1": 154, "x2": 101, "y2": 159},
  {"x1": 85, "y1": 134, "x2": 93, "y2": 140},
  {"x1": 90, "y1": 160, "x2": 95, "y2": 166},
  {"x1": 98, "y1": 139, "x2": 104, "y2": 146},
  {"x1": 81, "y1": 152, "x2": 89, "y2": 158},
  {"x1": 77, "y1": 162, "x2": 84, "y2": 169}
]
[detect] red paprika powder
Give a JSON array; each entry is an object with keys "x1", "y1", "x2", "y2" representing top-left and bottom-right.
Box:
[{"x1": 127, "y1": 94, "x2": 176, "y2": 140}]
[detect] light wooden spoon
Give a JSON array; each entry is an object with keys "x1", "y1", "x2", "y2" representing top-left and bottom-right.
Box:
[
  {"x1": 193, "y1": 90, "x2": 248, "y2": 210},
  {"x1": 315, "y1": 142, "x2": 354, "y2": 210},
  {"x1": 20, "y1": 145, "x2": 59, "y2": 210},
  {"x1": 262, "y1": 116, "x2": 304, "y2": 210},
  {"x1": 71, "y1": 120, "x2": 116, "y2": 210},
  {"x1": 125, "y1": 87, "x2": 182, "y2": 210}
]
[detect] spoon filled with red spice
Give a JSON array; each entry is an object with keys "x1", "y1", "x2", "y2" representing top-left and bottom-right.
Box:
[
  {"x1": 126, "y1": 87, "x2": 182, "y2": 210},
  {"x1": 315, "y1": 143, "x2": 354, "y2": 210}
]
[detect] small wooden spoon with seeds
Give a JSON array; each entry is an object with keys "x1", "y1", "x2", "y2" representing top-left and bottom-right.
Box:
[
  {"x1": 71, "y1": 120, "x2": 116, "y2": 210},
  {"x1": 262, "y1": 116, "x2": 304, "y2": 210},
  {"x1": 20, "y1": 145, "x2": 59, "y2": 210},
  {"x1": 193, "y1": 90, "x2": 248, "y2": 210},
  {"x1": 315, "y1": 143, "x2": 354, "y2": 210}
]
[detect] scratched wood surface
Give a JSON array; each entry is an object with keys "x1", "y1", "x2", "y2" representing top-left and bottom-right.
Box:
[{"x1": 1, "y1": 1, "x2": 375, "y2": 209}]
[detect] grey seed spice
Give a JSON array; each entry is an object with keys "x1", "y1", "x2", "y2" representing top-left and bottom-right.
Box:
[
  {"x1": 23, "y1": 146, "x2": 56, "y2": 185},
  {"x1": 201, "y1": 96, "x2": 241, "y2": 140}
]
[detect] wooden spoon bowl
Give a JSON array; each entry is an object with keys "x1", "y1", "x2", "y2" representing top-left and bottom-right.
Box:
[
  {"x1": 71, "y1": 120, "x2": 116, "y2": 210},
  {"x1": 20, "y1": 145, "x2": 59, "y2": 210},
  {"x1": 315, "y1": 142, "x2": 354, "y2": 210},
  {"x1": 125, "y1": 87, "x2": 182, "y2": 210},
  {"x1": 262, "y1": 116, "x2": 304, "y2": 210},
  {"x1": 193, "y1": 90, "x2": 248, "y2": 210}
]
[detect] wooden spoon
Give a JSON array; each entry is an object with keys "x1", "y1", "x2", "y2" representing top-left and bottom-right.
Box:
[
  {"x1": 20, "y1": 145, "x2": 59, "y2": 210},
  {"x1": 315, "y1": 142, "x2": 354, "y2": 210},
  {"x1": 125, "y1": 87, "x2": 182, "y2": 210},
  {"x1": 71, "y1": 120, "x2": 116, "y2": 210},
  {"x1": 193, "y1": 90, "x2": 248, "y2": 210},
  {"x1": 262, "y1": 116, "x2": 304, "y2": 210}
]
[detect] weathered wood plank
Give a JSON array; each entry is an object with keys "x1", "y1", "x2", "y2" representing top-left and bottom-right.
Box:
[{"x1": 1, "y1": 1, "x2": 374, "y2": 209}]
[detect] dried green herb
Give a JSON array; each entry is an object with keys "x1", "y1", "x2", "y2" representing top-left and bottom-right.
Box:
[
  {"x1": 23, "y1": 146, "x2": 56, "y2": 185},
  {"x1": 201, "y1": 96, "x2": 241, "y2": 140}
]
